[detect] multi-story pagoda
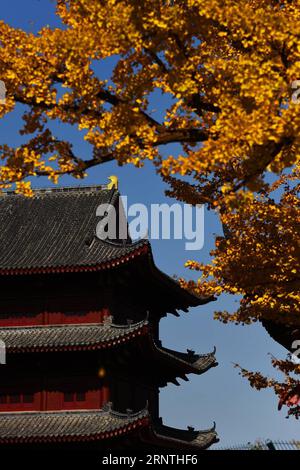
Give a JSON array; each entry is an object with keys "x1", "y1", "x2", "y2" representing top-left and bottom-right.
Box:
[{"x1": 0, "y1": 184, "x2": 218, "y2": 451}]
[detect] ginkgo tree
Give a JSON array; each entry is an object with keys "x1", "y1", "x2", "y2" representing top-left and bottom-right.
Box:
[{"x1": 0, "y1": 0, "x2": 299, "y2": 416}]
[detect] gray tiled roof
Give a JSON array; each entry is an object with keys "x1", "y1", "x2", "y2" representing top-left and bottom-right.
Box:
[
  {"x1": 157, "y1": 345, "x2": 217, "y2": 375},
  {"x1": 153, "y1": 422, "x2": 218, "y2": 449},
  {"x1": 0, "y1": 407, "x2": 218, "y2": 449},
  {"x1": 0, "y1": 320, "x2": 148, "y2": 352},
  {"x1": 0, "y1": 185, "x2": 211, "y2": 308},
  {"x1": 0, "y1": 186, "x2": 146, "y2": 271},
  {"x1": 0, "y1": 407, "x2": 149, "y2": 443},
  {"x1": 0, "y1": 321, "x2": 217, "y2": 375}
]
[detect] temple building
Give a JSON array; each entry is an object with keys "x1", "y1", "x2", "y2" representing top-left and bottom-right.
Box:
[{"x1": 0, "y1": 184, "x2": 218, "y2": 451}]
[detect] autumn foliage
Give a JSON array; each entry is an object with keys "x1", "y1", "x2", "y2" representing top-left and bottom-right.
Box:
[{"x1": 0, "y1": 0, "x2": 299, "y2": 415}]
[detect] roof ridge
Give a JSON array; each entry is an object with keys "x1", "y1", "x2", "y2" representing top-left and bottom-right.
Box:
[
  {"x1": 1, "y1": 184, "x2": 112, "y2": 196},
  {"x1": 0, "y1": 407, "x2": 149, "y2": 419},
  {"x1": 0, "y1": 409, "x2": 107, "y2": 417},
  {"x1": 0, "y1": 318, "x2": 148, "y2": 331}
]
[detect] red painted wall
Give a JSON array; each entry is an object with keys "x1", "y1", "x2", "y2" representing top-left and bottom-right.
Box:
[
  {"x1": 0, "y1": 378, "x2": 109, "y2": 412},
  {"x1": 0, "y1": 308, "x2": 111, "y2": 327}
]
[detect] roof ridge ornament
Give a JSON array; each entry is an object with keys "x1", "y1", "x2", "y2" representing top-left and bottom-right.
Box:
[
  {"x1": 187, "y1": 348, "x2": 195, "y2": 356},
  {"x1": 102, "y1": 401, "x2": 113, "y2": 413},
  {"x1": 103, "y1": 315, "x2": 113, "y2": 326},
  {"x1": 107, "y1": 175, "x2": 118, "y2": 190}
]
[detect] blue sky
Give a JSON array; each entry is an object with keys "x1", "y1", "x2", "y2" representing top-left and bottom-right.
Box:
[{"x1": 0, "y1": 0, "x2": 298, "y2": 448}]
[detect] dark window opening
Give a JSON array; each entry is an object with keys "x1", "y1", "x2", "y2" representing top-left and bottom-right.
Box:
[
  {"x1": 64, "y1": 391, "x2": 86, "y2": 403},
  {"x1": 76, "y1": 392, "x2": 86, "y2": 402},
  {"x1": 64, "y1": 392, "x2": 73, "y2": 402},
  {"x1": 0, "y1": 395, "x2": 7, "y2": 404},
  {"x1": 23, "y1": 393, "x2": 34, "y2": 403},
  {"x1": 10, "y1": 394, "x2": 20, "y2": 403},
  {"x1": 0, "y1": 392, "x2": 35, "y2": 405}
]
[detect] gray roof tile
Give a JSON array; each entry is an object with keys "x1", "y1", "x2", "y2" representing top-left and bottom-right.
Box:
[
  {"x1": 0, "y1": 322, "x2": 217, "y2": 375},
  {"x1": 0, "y1": 408, "x2": 149, "y2": 442},
  {"x1": 157, "y1": 345, "x2": 217, "y2": 375},
  {"x1": 0, "y1": 185, "x2": 212, "y2": 309},
  {"x1": 0, "y1": 408, "x2": 218, "y2": 449},
  {"x1": 0, "y1": 186, "x2": 146, "y2": 271},
  {"x1": 0, "y1": 320, "x2": 148, "y2": 352},
  {"x1": 153, "y1": 422, "x2": 218, "y2": 449}
]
